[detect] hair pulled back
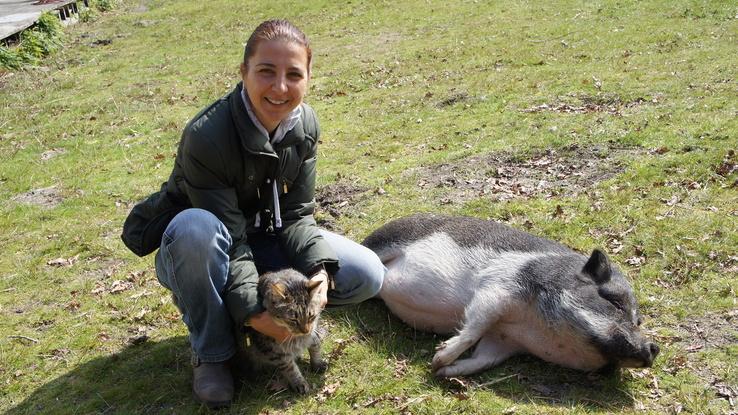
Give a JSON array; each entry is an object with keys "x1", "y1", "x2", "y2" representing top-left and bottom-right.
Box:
[{"x1": 243, "y1": 19, "x2": 312, "y2": 71}]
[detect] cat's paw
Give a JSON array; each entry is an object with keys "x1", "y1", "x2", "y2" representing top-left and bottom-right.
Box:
[
  {"x1": 311, "y1": 359, "x2": 328, "y2": 373},
  {"x1": 289, "y1": 378, "x2": 310, "y2": 394}
]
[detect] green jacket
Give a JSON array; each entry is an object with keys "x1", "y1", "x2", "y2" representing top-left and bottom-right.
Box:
[{"x1": 122, "y1": 83, "x2": 339, "y2": 325}]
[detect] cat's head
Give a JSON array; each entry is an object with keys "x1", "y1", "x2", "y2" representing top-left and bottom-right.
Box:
[{"x1": 260, "y1": 269, "x2": 323, "y2": 335}]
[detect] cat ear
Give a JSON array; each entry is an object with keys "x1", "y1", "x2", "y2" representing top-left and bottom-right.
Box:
[
  {"x1": 306, "y1": 279, "x2": 322, "y2": 292},
  {"x1": 271, "y1": 283, "x2": 287, "y2": 299}
]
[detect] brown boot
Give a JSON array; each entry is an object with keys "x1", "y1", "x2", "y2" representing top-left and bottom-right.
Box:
[{"x1": 192, "y1": 355, "x2": 233, "y2": 409}]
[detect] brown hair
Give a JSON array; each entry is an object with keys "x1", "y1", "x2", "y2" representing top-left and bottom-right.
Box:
[{"x1": 243, "y1": 19, "x2": 312, "y2": 72}]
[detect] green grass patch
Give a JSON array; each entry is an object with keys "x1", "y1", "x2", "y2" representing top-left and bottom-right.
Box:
[{"x1": 1, "y1": 0, "x2": 736, "y2": 413}]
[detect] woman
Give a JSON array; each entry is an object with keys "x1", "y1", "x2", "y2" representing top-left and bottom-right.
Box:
[{"x1": 121, "y1": 19, "x2": 384, "y2": 408}]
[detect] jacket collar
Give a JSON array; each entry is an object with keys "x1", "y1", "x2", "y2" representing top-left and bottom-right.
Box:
[{"x1": 229, "y1": 82, "x2": 306, "y2": 156}]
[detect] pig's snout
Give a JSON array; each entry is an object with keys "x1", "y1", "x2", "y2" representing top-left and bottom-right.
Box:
[
  {"x1": 619, "y1": 341, "x2": 660, "y2": 368},
  {"x1": 642, "y1": 342, "x2": 660, "y2": 367}
]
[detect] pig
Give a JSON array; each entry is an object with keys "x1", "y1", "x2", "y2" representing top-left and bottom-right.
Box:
[{"x1": 362, "y1": 214, "x2": 659, "y2": 377}]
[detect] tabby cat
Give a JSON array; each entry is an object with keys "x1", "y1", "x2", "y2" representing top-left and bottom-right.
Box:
[{"x1": 240, "y1": 268, "x2": 327, "y2": 394}]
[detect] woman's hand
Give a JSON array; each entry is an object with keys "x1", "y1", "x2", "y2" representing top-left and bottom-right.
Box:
[
  {"x1": 310, "y1": 269, "x2": 329, "y2": 309},
  {"x1": 248, "y1": 312, "x2": 292, "y2": 343}
]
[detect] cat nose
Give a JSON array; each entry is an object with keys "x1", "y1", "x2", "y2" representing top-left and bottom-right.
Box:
[{"x1": 301, "y1": 323, "x2": 312, "y2": 334}]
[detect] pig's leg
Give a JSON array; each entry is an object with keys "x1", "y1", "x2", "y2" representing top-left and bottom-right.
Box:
[
  {"x1": 431, "y1": 288, "x2": 514, "y2": 371},
  {"x1": 434, "y1": 333, "x2": 520, "y2": 377}
]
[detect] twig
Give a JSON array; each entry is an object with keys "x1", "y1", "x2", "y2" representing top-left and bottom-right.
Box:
[
  {"x1": 9, "y1": 335, "x2": 39, "y2": 343},
  {"x1": 1, "y1": 288, "x2": 17, "y2": 293},
  {"x1": 475, "y1": 373, "x2": 519, "y2": 388},
  {"x1": 397, "y1": 394, "x2": 430, "y2": 410}
]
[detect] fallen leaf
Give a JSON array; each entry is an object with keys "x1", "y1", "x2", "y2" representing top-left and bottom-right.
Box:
[
  {"x1": 447, "y1": 377, "x2": 468, "y2": 391},
  {"x1": 90, "y1": 282, "x2": 106, "y2": 295},
  {"x1": 110, "y1": 280, "x2": 134, "y2": 294},
  {"x1": 47, "y1": 255, "x2": 79, "y2": 267},
  {"x1": 393, "y1": 357, "x2": 409, "y2": 378},
  {"x1": 316, "y1": 381, "x2": 340, "y2": 402},
  {"x1": 685, "y1": 343, "x2": 703, "y2": 353},
  {"x1": 626, "y1": 256, "x2": 645, "y2": 266},
  {"x1": 650, "y1": 146, "x2": 669, "y2": 155},
  {"x1": 51, "y1": 348, "x2": 70, "y2": 360},
  {"x1": 662, "y1": 195, "x2": 680, "y2": 206},
  {"x1": 65, "y1": 300, "x2": 81, "y2": 311}
]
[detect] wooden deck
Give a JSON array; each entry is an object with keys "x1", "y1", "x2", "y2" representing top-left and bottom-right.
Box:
[{"x1": 0, "y1": 0, "x2": 88, "y2": 42}]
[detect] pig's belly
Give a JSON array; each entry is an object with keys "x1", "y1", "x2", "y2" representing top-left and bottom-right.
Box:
[{"x1": 379, "y1": 257, "x2": 469, "y2": 335}]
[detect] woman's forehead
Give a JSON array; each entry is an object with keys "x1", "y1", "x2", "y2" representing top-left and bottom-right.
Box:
[{"x1": 250, "y1": 40, "x2": 308, "y2": 68}]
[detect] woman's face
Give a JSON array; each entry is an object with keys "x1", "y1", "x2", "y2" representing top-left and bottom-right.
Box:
[{"x1": 241, "y1": 40, "x2": 309, "y2": 133}]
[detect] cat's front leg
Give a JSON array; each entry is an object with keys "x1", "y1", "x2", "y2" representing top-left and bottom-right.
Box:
[
  {"x1": 308, "y1": 334, "x2": 328, "y2": 373},
  {"x1": 279, "y1": 359, "x2": 310, "y2": 394}
]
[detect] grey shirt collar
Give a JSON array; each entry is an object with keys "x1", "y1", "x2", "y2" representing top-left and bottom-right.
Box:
[{"x1": 240, "y1": 87, "x2": 301, "y2": 146}]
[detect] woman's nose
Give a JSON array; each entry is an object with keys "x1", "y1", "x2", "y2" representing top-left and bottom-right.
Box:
[{"x1": 272, "y1": 75, "x2": 288, "y2": 93}]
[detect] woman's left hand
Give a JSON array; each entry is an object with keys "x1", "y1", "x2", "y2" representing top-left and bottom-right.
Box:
[{"x1": 310, "y1": 269, "x2": 329, "y2": 309}]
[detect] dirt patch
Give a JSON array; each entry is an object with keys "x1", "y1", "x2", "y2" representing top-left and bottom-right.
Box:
[
  {"x1": 670, "y1": 310, "x2": 737, "y2": 352},
  {"x1": 411, "y1": 144, "x2": 645, "y2": 204},
  {"x1": 40, "y1": 148, "x2": 65, "y2": 161},
  {"x1": 315, "y1": 179, "x2": 368, "y2": 229},
  {"x1": 12, "y1": 185, "x2": 64, "y2": 208},
  {"x1": 521, "y1": 93, "x2": 657, "y2": 116}
]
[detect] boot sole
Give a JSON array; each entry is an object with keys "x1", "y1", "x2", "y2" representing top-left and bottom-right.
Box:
[{"x1": 193, "y1": 389, "x2": 232, "y2": 409}]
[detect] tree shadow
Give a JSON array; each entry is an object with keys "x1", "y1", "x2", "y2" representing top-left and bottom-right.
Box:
[
  {"x1": 6, "y1": 335, "x2": 327, "y2": 415},
  {"x1": 330, "y1": 299, "x2": 640, "y2": 412}
]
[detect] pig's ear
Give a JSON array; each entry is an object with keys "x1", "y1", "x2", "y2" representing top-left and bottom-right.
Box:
[{"x1": 583, "y1": 249, "x2": 611, "y2": 284}]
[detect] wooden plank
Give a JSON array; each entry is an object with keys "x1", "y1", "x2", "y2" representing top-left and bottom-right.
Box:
[{"x1": 0, "y1": 0, "x2": 79, "y2": 41}]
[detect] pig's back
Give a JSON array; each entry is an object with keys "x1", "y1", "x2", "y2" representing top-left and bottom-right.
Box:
[{"x1": 363, "y1": 213, "x2": 569, "y2": 258}]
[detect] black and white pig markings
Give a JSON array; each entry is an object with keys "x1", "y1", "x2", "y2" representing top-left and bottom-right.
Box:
[{"x1": 363, "y1": 214, "x2": 659, "y2": 377}]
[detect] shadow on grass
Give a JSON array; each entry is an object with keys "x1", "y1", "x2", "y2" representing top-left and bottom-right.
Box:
[
  {"x1": 8, "y1": 301, "x2": 639, "y2": 414},
  {"x1": 330, "y1": 299, "x2": 640, "y2": 412},
  {"x1": 6, "y1": 335, "x2": 328, "y2": 415}
]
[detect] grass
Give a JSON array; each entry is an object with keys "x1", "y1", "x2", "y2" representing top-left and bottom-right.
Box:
[{"x1": 0, "y1": 0, "x2": 736, "y2": 413}]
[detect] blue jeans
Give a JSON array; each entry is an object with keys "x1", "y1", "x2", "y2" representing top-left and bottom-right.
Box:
[{"x1": 154, "y1": 208, "x2": 385, "y2": 362}]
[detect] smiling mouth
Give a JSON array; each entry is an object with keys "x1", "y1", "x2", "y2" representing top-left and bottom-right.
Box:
[{"x1": 265, "y1": 97, "x2": 289, "y2": 105}]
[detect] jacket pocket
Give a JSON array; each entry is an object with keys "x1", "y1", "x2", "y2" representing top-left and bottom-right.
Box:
[{"x1": 121, "y1": 185, "x2": 186, "y2": 257}]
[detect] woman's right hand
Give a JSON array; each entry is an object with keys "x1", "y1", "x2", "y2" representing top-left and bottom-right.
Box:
[{"x1": 248, "y1": 312, "x2": 291, "y2": 343}]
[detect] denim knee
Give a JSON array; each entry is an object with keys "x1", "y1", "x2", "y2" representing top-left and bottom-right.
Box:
[
  {"x1": 333, "y1": 258, "x2": 384, "y2": 303},
  {"x1": 164, "y1": 208, "x2": 231, "y2": 252},
  {"x1": 319, "y1": 229, "x2": 385, "y2": 305}
]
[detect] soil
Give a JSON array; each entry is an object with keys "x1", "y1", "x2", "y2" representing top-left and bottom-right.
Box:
[
  {"x1": 674, "y1": 310, "x2": 738, "y2": 351},
  {"x1": 315, "y1": 180, "x2": 368, "y2": 230},
  {"x1": 409, "y1": 144, "x2": 646, "y2": 204},
  {"x1": 12, "y1": 185, "x2": 64, "y2": 208}
]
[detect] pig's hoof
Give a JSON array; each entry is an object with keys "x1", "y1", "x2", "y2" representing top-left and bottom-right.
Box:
[
  {"x1": 431, "y1": 350, "x2": 454, "y2": 371},
  {"x1": 434, "y1": 365, "x2": 452, "y2": 378}
]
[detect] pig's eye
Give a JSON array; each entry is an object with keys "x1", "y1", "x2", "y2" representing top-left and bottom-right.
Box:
[{"x1": 602, "y1": 294, "x2": 625, "y2": 311}]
